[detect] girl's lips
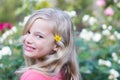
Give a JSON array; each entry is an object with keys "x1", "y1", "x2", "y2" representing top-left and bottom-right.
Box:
[{"x1": 23, "y1": 45, "x2": 35, "y2": 52}]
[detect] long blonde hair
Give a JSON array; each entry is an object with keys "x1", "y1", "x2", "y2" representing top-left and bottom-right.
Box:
[{"x1": 17, "y1": 8, "x2": 82, "y2": 80}]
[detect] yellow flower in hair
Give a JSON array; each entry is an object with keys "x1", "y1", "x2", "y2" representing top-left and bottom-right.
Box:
[{"x1": 54, "y1": 35, "x2": 61, "y2": 42}]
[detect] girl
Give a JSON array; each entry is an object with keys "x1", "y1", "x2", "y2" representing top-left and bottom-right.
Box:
[{"x1": 16, "y1": 8, "x2": 82, "y2": 80}]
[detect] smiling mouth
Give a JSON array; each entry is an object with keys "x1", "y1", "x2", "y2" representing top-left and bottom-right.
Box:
[{"x1": 23, "y1": 45, "x2": 36, "y2": 52}]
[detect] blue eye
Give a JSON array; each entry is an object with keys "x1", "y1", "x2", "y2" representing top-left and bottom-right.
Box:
[
  {"x1": 27, "y1": 30, "x2": 30, "y2": 34},
  {"x1": 36, "y1": 35, "x2": 43, "y2": 39}
]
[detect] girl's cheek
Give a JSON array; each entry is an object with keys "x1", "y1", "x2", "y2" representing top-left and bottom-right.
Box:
[{"x1": 22, "y1": 35, "x2": 27, "y2": 43}]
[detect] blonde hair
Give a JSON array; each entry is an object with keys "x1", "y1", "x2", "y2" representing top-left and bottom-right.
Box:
[{"x1": 17, "y1": 8, "x2": 82, "y2": 80}]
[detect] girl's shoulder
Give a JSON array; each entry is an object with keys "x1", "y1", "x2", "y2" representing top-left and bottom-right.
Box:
[{"x1": 20, "y1": 69, "x2": 62, "y2": 80}]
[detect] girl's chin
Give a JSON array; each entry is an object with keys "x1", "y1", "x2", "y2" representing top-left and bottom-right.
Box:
[{"x1": 24, "y1": 51, "x2": 34, "y2": 58}]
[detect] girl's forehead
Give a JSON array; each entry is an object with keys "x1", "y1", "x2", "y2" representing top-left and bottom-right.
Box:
[
  {"x1": 29, "y1": 19, "x2": 54, "y2": 34},
  {"x1": 34, "y1": 19, "x2": 54, "y2": 27}
]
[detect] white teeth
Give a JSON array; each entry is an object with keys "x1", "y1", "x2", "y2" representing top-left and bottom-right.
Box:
[
  {"x1": 27, "y1": 47, "x2": 32, "y2": 50},
  {"x1": 26, "y1": 46, "x2": 34, "y2": 51}
]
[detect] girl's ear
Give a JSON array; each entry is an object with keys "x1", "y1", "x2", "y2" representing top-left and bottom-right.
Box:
[{"x1": 53, "y1": 44, "x2": 59, "y2": 52}]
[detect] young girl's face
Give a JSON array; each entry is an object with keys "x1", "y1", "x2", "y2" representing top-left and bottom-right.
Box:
[{"x1": 23, "y1": 19, "x2": 57, "y2": 58}]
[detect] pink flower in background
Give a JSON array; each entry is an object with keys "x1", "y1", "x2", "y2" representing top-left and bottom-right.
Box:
[
  {"x1": 4, "y1": 22, "x2": 13, "y2": 29},
  {"x1": 104, "y1": 7, "x2": 114, "y2": 16},
  {"x1": 0, "y1": 24, "x2": 4, "y2": 31},
  {"x1": 95, "y1": 0, "x2": 106, "y2": 7},
  {"x1": 0, "y1": 22, "x2": 13, "y2": 32}
]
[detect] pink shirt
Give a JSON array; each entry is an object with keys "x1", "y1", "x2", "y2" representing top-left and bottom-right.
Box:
[{"x1": 20, "y1": 70, "x2": 62, "y2": 80}]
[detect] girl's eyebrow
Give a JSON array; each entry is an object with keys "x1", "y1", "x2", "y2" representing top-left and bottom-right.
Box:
[
  {"x1": 35, "y1": 32, "x2": 46, "y2": 36},
  {"x1": 35, "y1": 31, "x2": 50, "y2": 37}
]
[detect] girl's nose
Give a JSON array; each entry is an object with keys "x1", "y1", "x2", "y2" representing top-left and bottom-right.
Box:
[{"x1": 23, "y1": 34, "x2": 33, "y2": 44}]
